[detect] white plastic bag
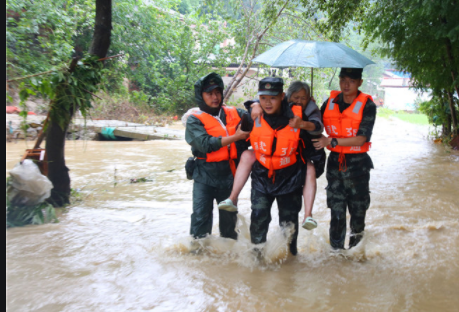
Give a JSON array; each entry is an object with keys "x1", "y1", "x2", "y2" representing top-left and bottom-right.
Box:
[
  {"x1": 181, "y1": 107, "x2": 201, "y2": 127},
  {"x1": 8, "y1": 159, "x2": 53, "y2": 206}
]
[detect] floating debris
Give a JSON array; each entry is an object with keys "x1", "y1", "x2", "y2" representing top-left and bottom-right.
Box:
[{"x1": 129, "y1": 177, "x2": 153, "y2": 183}]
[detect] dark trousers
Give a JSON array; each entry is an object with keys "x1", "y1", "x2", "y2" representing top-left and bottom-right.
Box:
[
  {"x1": 190, "y1": 181, "x2": 238, "y2": 240},
  {"x1": 250, "y1": 188, "x2": 303, "y2": 251},
  {"x1": 326, "y1": 173, "x2": 371, "y2": 249}
]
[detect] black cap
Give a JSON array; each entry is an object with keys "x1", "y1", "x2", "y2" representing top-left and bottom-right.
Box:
[
  {"x1": 202, "y1": 76, "x2": 222, "y2": 93},
  {"x1": 258, "y1": 77, "x2": 284, "y2": 96},
  {"x1": 339, "y1": 68, "x2": 363, "y2": 79}
]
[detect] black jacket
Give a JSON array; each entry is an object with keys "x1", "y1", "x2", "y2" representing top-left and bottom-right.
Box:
[{"x1": 241, "y1": 99, "x2": 306, "y2": 196}]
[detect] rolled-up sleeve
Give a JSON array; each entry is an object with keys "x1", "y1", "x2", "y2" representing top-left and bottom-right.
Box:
[
  {"x1": 185, "y1": 115, "x2": 222, "y2": 153},
  {"x1": 304, "y1": 101, "x2": 324, "y2": 136},
  {"x1": 356, "y1": 101, "x2": 377, "y2": 142}
]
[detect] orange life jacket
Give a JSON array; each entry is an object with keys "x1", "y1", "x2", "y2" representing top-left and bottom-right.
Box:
[
  {"x1": 192, "y1": 106, "x2": 241, "y2": 174},
  {"x1": 323, "y1": 90, "x2": 372, "y2": 171},
  {"x1": 323, "y1": 90, "x2": 372, "y2": 154},
  {"x1": 250, "y1": 105, "x2": 303, "y2": 179}
]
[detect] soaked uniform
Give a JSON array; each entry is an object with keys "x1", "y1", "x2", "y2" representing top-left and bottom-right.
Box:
[
  {"x1": 320, "y1": 91, "x2": 376, "y2": 249},
  {"x1": 241, "y1": 99, "x2": 308, "y2": 255},
  {"x1": 300, "y1": 99, "x2": 326, "y2": 179},
  {"x1": 185, "y1": 74, "x2": 247, "y2": 240},
  {"x1": 244, "y1": 99, "x2": 326, "y2": 179}
]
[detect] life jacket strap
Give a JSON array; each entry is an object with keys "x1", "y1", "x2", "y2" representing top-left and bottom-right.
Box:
[
  {"x1": 338, "y1": 151, "x2": 347, "y2": 172},
  {"x1": 229, "y1": 159, "x2": 237, "y2": 177}
]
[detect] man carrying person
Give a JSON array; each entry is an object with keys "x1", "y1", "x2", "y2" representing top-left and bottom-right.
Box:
[{"x1": 236, "y1": 77, "x2": 309, "y2": 256}]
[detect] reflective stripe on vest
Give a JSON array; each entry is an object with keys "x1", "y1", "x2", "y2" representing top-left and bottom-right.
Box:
[
  {"x1": 249, "y1": 105, "x2": 302, "y2": 178},
  {"x1": 323, "y1": 91, "x2": 372, "y2": 154},
  {"x1": 192, "y1": 106, "x2": 241, "y2": 162}
]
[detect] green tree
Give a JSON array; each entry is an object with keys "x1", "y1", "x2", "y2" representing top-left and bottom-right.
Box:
[
  {"x1": 6, "y1": 0, "x2": 95, "y2": 79},
  {"x1": 100, "y1": 0, "x2": 234, "y2": 113},
  {"x1": 361, "y1": 0, "x2": 459, "y2": 135}
]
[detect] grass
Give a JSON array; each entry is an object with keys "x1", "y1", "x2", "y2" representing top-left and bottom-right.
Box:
[{"x1": 377, "y1": 107, "x2": 429, "y2": 125}]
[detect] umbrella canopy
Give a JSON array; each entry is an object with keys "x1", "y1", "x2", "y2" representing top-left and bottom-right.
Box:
[{"x1": 253, "y1": 39, "x2": 375, "y2": 68}]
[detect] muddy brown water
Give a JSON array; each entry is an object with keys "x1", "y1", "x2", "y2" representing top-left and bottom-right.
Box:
[{"x1": 6, "y1": 117, "x2": 459, "y2": 312}]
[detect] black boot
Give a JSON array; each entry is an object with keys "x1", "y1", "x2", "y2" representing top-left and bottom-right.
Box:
[
  {"x1": 289, "y1": 238, "x2": 298, "y2": 256},
  {"x1": 348, "y1": 233, "x2": 363, "y2": 249}
]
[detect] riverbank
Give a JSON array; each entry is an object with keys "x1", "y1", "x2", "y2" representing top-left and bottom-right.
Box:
[
  {"x1": 5, "y1": 112, "x2": 185, "y2": 142},
  {"x1": 376, "y1": 108, "x2": 459, "y2": 150}
]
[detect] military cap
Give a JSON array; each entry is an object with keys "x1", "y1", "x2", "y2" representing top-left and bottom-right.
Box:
[
  {"x1": 339, "y1": 68, "x2": 363, "y2": 80},
  {"x1": 257, "y1": 77, "x2": 284, "y2": 96},
  {"x1": 202, "y1": 74, "x2": 223, "y2": 93}
]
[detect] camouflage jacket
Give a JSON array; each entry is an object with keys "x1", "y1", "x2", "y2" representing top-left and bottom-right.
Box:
[{"x1": 320, "y1": 91, "x2": 376, "y2": 179}]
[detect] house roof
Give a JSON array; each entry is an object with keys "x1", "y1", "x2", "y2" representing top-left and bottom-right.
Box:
[{"x1": 380, "y1": 70, "x2": 412, "y2": 88}]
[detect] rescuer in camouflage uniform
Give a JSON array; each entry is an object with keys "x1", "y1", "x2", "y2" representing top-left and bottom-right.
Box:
[{"x1": 313, "y1": 68, "x2": 376, "y2": 250}]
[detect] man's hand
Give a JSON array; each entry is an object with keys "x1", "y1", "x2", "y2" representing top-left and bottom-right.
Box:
[
  {"x1": 221, "y1": 124, "x2": 250, "y2": 147},
  {"x1": 251, "y1": 102, "x2": 263, "y2": 120},
  {"x1": 289, "y1": 116, "x2": 303, "y2": 129},
  {"x1": 312, "y1": 135, "x2": 331, "y2": 150},
  {"x1": 235, "y1": 124, "x2": 250, "y2": 141}
]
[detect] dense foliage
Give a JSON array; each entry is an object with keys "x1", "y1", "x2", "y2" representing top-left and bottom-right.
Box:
[
  {"x1": 8, "y1": 0, "x2": 456, "y2": 136},
  {"x1": 360, "y1": 0, "x2": 459, "y2": 135},
  {"x1": 7, "y1": 0, "x2": 387, "y2": 115}
]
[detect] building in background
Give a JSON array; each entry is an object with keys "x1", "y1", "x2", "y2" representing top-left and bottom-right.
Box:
[{"x1": 380, "y1": 70, "x2": 431, "y2": 112}]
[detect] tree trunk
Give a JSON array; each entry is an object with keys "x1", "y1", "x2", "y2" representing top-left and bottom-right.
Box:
[
  {"x1": 46, "y1": 115, "x2": 72, "y2": 207},
  {"x1": 89, "y1": 0, "x2": 112, "y2": 58},
  {"x1": 446, "y1": 90, "x2": 458, "y2": 135},
  {"x1": 46, "y1": 0, "x2": 112, "y2": 207}
]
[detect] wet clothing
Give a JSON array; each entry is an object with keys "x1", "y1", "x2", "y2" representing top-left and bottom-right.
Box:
[
  {"x1": 300, "y1": 100, "x2": 326, "y2": 178},
  {"x1": 191, "y1": 182, "x2": 238, "y2": 239},
  {"x1": 240, "y1": 98, "x2": 308, "y2": 254},
  {"x1": 194, "y1": 72, "x2": 224, "y2": 116},
  {"x1": 250, "y1": 187, "x2": 303, "y2": 255},
  {"x1": 323, "y1": 91, "x2": 372, "y2": 155},
  {"x1": 185, "y1": 73, "x2": 247, "y2": 239},
  {"x1": 326, "y1": 172, "x2": 370, "y2": 249},
  {"x1": 320, "y1": 91, "x2": 376, "y2": 249},
  {"x1": 240, "y1": 99, "x2": 307, "y2": 196},
  {"x1": 245, "y1": 99, "x2": 326, "y2": 179},
  {"x1": 250, "y1": 105, "x2": 303, "y2": 178},
  {"x1": 191, "y1": 106, "x2": 241, "y2": 176},
  {"x1": 320, "y1": 91, "x2": 376, "y2": 180},
  {"x1": 185, "y1": 107, "x2": 247, "y2": 189}
]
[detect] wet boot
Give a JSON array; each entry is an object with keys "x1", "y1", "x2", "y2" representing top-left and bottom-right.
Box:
[
  {"x1": 219, "y1": 210, "x2": 238, "y2": 240},
  {"x1": 348, "y1": 233, "x2": 363, "y2": 249},
  {"x1": 289, "y1": 239, "x2": 298, "y2": 256},
  {"x1": 329, "y1": 209, "x2": 346, "y2": 250},
  {"x1": 251, "y1": 246, "x2": 264, "y2": 260}
]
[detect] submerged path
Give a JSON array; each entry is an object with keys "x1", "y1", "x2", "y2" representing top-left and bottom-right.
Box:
[{"x1": 6, "y1": 114, "x2": 459, "y2": 312}]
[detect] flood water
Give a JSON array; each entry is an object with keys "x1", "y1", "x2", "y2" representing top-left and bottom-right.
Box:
[{"x1": 6, "y1": 117, "x2": 459, "y2": 312}]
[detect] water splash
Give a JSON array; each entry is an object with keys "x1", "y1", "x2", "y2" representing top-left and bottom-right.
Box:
[{"x1": 170, "y1": 215, "x2": 296, "y2": 270}]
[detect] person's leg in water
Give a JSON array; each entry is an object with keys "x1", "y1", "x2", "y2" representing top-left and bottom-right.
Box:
[
  {"x1": 218, "y1": 149, "x2": 256, "y2": 211},
  {"x1": 302, "y1": 161, "x2": 318, "y2": 230}
]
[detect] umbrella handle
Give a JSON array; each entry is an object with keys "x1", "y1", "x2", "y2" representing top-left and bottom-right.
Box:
[{"x1": 311, "y1": 68, "x2": 314, "y2": 98}]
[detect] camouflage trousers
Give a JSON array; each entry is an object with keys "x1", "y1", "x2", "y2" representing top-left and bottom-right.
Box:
[
  {"x1": 190, "y1": 182, "x2": 238, "y2": 240},
  {"x1": 250, "y1": 188, "x2": 303, "y2": 253},
  {"x1": 326, "y1": 173, "x2": 371, "y2": 249}
]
